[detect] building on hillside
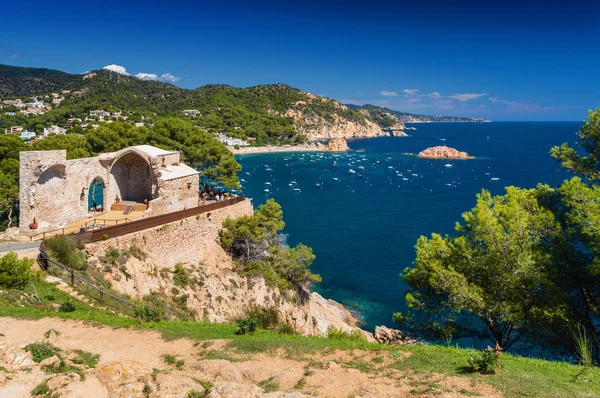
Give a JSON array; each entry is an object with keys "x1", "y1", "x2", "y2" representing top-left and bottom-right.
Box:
[
  {"x1": 66, "y1": 118, "x2": 82, "y2": 129},
  {"x1": 42, "y1": 125, "x2": 67, "y2": 137},
  {"x1": 215, "y1": 133, "x2": 249, "y2": 147},
  {"x1": 20, "y1": 131, "x2": 36, "y2": 141},
  {"x1": 5, "y1": 126, "x2": 23, "y2": 134},
  {"x1": 19, "y1": 145, "x2": 200, "y2": 233},
  {"x1": 181, "y1": 109, "x2": 200, "y2": 116},
  {"x1": 90, "y1": 109, "x2": 110, "y2": 119}
]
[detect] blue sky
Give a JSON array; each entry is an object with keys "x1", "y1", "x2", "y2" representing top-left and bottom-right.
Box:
[{"x1": 1, "y1": 0, "x2": 598, "y2": 121}]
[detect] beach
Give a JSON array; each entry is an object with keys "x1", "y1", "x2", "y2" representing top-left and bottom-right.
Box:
[{"x1": 228, "y1": 143, "x2": 323, "y2": 154}]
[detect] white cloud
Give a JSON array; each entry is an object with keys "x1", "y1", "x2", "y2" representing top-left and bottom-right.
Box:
[
  {"x1": 135, "y1": 72, "x2": 159, "y2": 80},
  {"x1": 160, "y1": 73, "x2": 180, "y2": 82},
  {"x1": 10, "y1": 54, "x2": 18, "y2": 59},
  {"x1": 380, "y1": 90, "x2": 398, "y2": 97},
  {"x1": 403, "y1": 89, "x2": 420, "y2": 96},
  {"x1": 427, "y1": 92, "x2": 441, "y2": 98},
  {"x1": 450, "y1": 93, "x2": 487, "y2": 102},
  {"x1": 102, "y1": 64, "x2": 129, "y2": 75}
]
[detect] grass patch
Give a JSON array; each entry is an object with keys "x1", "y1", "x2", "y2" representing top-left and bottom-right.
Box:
[
  {"x1": 293, "y1": 377, "x2": 306, "y2": 389},
  {"x1": 343, "y1": 360, "x2": 375, "y2": 373},
  {"x1": 71, "y1": 349, "x2": 100, "y2": 368},
  {"x1": 258, "y1": 376, "x2": 279, "y2": 392},
  {"x1": 31, "y1": 379, "x2": 50, "y2": 396},
  {"x1": 163, "y1": 354, "x2": 177, "y2": 365},
  {"x1": 23, "y1": 342, "x2": 60, "y2": 363},
  {"x1": 459, "y1": 389, "x2": 484, "y2": 396}
]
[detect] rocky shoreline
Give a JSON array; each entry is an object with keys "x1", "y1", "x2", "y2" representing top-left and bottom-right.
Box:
[{"x1": 417, "y1": 145, "x2": 474, "y2": 159}]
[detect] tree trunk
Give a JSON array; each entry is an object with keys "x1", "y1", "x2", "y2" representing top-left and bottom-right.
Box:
[{"x1": 7, "y1": 207, "x2": 12, "y2": 229}]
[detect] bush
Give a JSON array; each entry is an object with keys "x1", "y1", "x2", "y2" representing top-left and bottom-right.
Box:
[
  {"x1": 468, "y1": 346, "x2": 502, "y2": 375},
  {"x1": 58, "y1": 301, "x2": 76, "y2": 313},
  {"x1": 134, "y1": 304, "x2": 161, "y2": 322},
  {"x1": 46, "y1": 236, "x2": 87, "y2": 271},
  {"x1": 247, "y1": 306, "x2": 279, "y2": 329},
  {"x1": 0, "y1": 252, "x2": 33, "y2": 289},
  {"x1": 173, "y1": 263, "x2": 190, "y2": 287},
  {"x1": 326, "y1": 326, "x2": 367, "y2": 342},
  {"x1": 24, "y1": 342, "x2": 60, "y2": 363},
  {"x1": 235, "y1": 318, "x2": 257, "y2": 335},
  {"x1": 278, "y1": 323, "x2": 296, "y2": 335},
  {"x1": 102, "y1": 248, "x2": 120, "y2": 265}
]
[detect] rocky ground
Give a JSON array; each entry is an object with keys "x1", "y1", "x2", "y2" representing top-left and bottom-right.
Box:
[
  {"x1": 417, "y1": 146, "x2": 474, "y2": 159},
  {"x1": 0, "y1": 317, "x2": 501, "y2": 398}
]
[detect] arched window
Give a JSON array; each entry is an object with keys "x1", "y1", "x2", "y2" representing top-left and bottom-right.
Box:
[{"x1": 88, "y1": 177, "x2": 105, "y2": 211}]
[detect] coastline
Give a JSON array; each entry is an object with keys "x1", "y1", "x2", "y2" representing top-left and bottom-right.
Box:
[{"x1": 228, "y1": 143, "x2": 324, "y2": 155}]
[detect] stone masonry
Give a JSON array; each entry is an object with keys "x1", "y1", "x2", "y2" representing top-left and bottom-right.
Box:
[{"x1": 19, "y1": 145, "x2": 200, "y2": 234}]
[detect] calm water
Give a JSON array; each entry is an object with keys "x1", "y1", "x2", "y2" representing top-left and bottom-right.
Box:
[{"x1": 236, "y1": 122, "x2": 578, "y2": 331}]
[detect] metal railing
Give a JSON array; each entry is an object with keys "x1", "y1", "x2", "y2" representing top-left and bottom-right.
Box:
[
  {"x1": 38, "y1": 240, "x2": 137, "y2": 312},
  {"x1": 30, "y1": 217, "x2": 132, "y2": 241}
]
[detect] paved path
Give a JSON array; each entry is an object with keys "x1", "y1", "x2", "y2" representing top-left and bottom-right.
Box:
[{"x1": 0, "y1": 241, "x2": 40, "y2": 253}]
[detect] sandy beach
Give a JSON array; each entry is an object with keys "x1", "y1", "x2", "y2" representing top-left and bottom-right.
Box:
[{"x1": 228, "y1": 143, "x2": 324, "y2": 154}]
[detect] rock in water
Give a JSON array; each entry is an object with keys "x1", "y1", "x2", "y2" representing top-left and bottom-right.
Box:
[
  {"x1": 373, "y1": 325, "x2": 420, "y2": 345},
  {"x1": 325, "y1": 138, "x2": 350, "y2": 152},
  {"x1": 417, "y1": 145, "x2": 474, "y2": 159}
]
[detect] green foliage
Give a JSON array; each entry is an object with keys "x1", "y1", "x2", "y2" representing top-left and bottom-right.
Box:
[
  {"x1": 235, "y1": 318, "x2": 257, "y2": 335},
  {"x1": 0, "y1": 252, "x2": 33, "y2": 289},
  {"x1": 257, "y1": 377, "x2": 279, "y2": 392},
  {"x1": 134, "y1": 304, "x2": 162, "y2": 322},
  {"x1": 467, "y1": 346, "x2": 502, "y2": 375},
  {"x1": 24, "y1": 342, "x2": 60, "y2": 363},
  {"x1": 71, "y1": 349, "x2": 100, "y2": 368},
  {"x1": 58, "y1": 301, "x2": 76, "y2": 313},
  {"x1": 551, "y1": 108, "x2": 600, "y2": 184},
  {"x1": 173, "y1": 263, "x2": 190, "y2": 287},
  {"x1": 220, "y1": 199, "x2": 320, "y2": 297},
  {"x1": 572, "y1": 325, "x2": 593, "y2": 381},
  {"x1": 102, "y1": 247, "x2": 120, "y2": 265},
  {"x1": 45, "y1": 235, "x2": 87, "y2": 271},
  {"x1": 277, "y1": 323, "x2": 296, "y2": 335},
  {"x1": 162, "y1": 354, "x2": 177, "y2": 365},
  {"x1": 31, "y1": 380, "x2": 50, "y2": 396},
  {"x1": 326, "y1": 326, "x2": 367, "y2": 342},
  {"x1": 246, "y1": 306, "x2": 280, "y2": 330},
  {"x1": 401, "y1": 186, "x2": 559, "y2": 350}
]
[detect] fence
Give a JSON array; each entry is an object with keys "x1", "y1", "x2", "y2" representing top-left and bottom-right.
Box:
[
  {"x1": 38, "y1": 240, "x2": 137, "y2": 313},
  {"x1": 30, "y1": 217, "x2": 131, "y2": 241}
]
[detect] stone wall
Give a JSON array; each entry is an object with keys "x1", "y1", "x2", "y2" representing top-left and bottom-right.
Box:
[{"x1": 19, "y1": 146, "x2": 200, "y2": 234}]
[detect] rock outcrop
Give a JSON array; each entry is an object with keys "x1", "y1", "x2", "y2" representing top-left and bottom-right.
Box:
[
  {"x1": 282, "y1": 94, "x2": 386, "y2": 140},
  {"x1": 391, "y1": 130, "x2": 408, "y2": 137},
  {"x1": 84, "y1": 199, "x2": 360, "y2": 337},
  {"x1": 320, "y1": 138, "x2": 350, "y2": 152},
  {"x1": 417, "y1": 145, "x2": 474, "y2": 159},
  {"x1": 373, "y1": 326, "x2": 420, "y2": 346}
]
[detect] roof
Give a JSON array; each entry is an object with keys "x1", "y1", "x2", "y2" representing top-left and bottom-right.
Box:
[
  {"x1": 160, "y1": 163, "x2": 199, "y2": 181},
  {"x1": 132, "y1": 145, "x2": 178, "y2": 157}
]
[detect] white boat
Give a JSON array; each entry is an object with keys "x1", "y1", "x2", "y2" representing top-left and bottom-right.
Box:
[
  {"x1": 402, "y1": 178, "x2": 409, "y2": 181},
  {"x1": 491, "y1": 177, "x2": 500, "y2": 181},
  {"x1": 333, "y1": 177, "x2": 339, "y2": 181},
  {"x1": 358, "y1": 166, "x2": 365, "y2": 170},
  {"x1": 293, "y1": 188, "x2": 301, "y2": 192},
  {"x1": 265, "y1": 182, "x2": 271, "y2": 185},
  {"x1": 349, "y1": 169, "x2": 356, "y2": 174},
  {"x1": 445, "y1": 164, "x2": 453, "y2": 168},
  {"x1": 264, "y1": 189, "x2": 270, "y2": 193}
]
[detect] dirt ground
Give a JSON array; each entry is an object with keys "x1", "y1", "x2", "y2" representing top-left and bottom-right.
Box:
[{"x1": 0, "y1": 317, "x2": 501, "y2": 398}]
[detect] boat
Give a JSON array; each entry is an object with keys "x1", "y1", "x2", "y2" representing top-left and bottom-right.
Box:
[
  {"x1": 349, "y1": 169, "x2": 356, "y2": 174},
  {"x1": 445, "y1": 164, "x2": 453, "y2": 168},
  {"x1": 358, "y1": 174, "x2": 364, "y2": 179},
  {"x1": 333, "y1": 177, "x2": 339, "y2": 181},
  {"x1": 265, "y1": 182, "x2": 271, "y2": 185},
  {"x1": 358, "y1": 165, "x2": 365, "y2": 170},
  {"x1": 293, "y1": 188, "x2": 301, "y2": 192},
  {"x1": 411, "y1": 173, "x2": 419, "y2": 177},
  {"x1": 491, "y1": 177, "x2": 500, "y2": 181},
  {"x1": 266, "y1": 168, "x2": 273, "y2": 172},
  {"x1": 264, "y1": 189, "x2": 270, "y2": 193},
  {"x1": 314, "y1": 183, "x2": 321, "y2": 188}
]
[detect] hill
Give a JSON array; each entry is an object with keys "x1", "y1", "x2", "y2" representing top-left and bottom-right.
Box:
[
  {"x1": 348, "y1": 104, "x2": 490, "y2": 123},
  {"x1": 0, "y1": 65, "x2": 383, "y2": 144}
]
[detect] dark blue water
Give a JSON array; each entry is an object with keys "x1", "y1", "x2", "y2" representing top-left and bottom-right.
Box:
[{"x1": 237, "y1": 122, "x2": 578, "y2": 330}]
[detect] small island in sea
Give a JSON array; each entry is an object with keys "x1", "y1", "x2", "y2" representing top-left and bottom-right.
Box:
[{"x1": 417, "y1": 145, "x2": 475, "y2": 159}]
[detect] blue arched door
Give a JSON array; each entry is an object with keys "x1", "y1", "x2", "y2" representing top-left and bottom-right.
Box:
[{"x1": 88, "y1": 177, "x2": 105, "y2": 211}]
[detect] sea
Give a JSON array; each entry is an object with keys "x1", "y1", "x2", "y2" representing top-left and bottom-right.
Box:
[{"x1": 236, "y1": 122, "x2": 578, "y2": 331}]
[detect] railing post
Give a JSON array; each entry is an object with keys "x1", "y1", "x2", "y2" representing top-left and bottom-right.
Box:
[
  {"x1": 99, "y1": 288, "x2": 104, "y2": 303},
  {"x1": 70, "y1": 269, "x2": 74, "y2": 286}
]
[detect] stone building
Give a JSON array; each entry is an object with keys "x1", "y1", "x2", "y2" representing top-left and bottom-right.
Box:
[{"x1": 19, "y1": 145, "x2": 200, "y2": 233}]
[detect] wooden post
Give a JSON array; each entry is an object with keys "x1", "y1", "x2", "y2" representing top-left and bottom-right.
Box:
[
  {"x1": 99, "y1": 288, "x2": 104, "y2": 303},
  {"x1": 70, "y1": 269, "x2": 74, "y2": 286}
]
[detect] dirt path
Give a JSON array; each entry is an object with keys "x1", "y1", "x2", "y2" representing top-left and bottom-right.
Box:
[{"x1": 0, "y1": 317, "x2": 501, "y2": 397}]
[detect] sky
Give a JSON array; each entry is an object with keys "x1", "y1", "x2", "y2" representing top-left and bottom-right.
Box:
[{"x1": 1, "y1": 0, "x2": 598, "y2": 121}]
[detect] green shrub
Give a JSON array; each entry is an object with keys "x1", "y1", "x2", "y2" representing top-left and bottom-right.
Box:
[
  {"x1": 326, "y1": 326, "x2": 367, "y2": 342},
  {"x1": 134, "y1": 304, "x2": 162, "y2": 322},
  {"x1": 235, "y1": 318, "x2": 257, "y2": 335},
  {"x1": 173, "y1": 263, "x2": 190, "y2": 287},
  {"x1": 468, "y1": 346, "x2": 501, "y2": 375},
  {"x1": 247, "y1": 306, "x2": 279, "y2": 329},
  {"x1": 102, "y1": 248, "x2": 120, "y2": 265},
  {"x1": 24, "y1": 342, "x2": 60, "y2": 363},
  {"x1": 71, "y1": 349, "x2": 100, "y2": 368},
  {"x1": 0, "y1": 252, "x2": 33, "y2": 289},
  {"x1": 58, "y1": 301, "x2": 76, "y2": 313},
  {"x1": 258, "y1": 377, "x2": 279, "y2": 392},
  {"x1": 46, "y1": 236, "x2": 87, "y2": 271},
  {"x1": 277, "y1": 323, "x2": 296, "y2": 335},
  {"x1": 163, "y1": 354, "x2": 177, "y2": 365},
  {"x1": 102, "y1": 233, "x2": 109, "y2": 240},
  {"x1": 31, "y1": 380, "x2": 50, "y2": 396}
]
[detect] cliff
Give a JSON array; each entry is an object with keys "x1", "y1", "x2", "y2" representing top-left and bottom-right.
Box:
[
  {"x1": 417, "y1": 145, "x2": 474, "y2": 159},
  {"x1": 349, "y1": 103, "x2": 490, "y2": 123},
  {"x1": 356, "y1": 106, "x2": 407, "y2": 131},
  {"x1": 83, "y1": 199, "x2": 361, "y2": 337}
]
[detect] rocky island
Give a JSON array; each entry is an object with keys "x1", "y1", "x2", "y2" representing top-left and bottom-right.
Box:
[{"x1": 417, "y1": 145, "x2": 474, "y2": 159}]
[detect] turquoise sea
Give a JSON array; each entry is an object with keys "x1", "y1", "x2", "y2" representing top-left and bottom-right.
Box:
[{"x1": 236, "y1": 122, "x2": 578, "y2": 331}]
